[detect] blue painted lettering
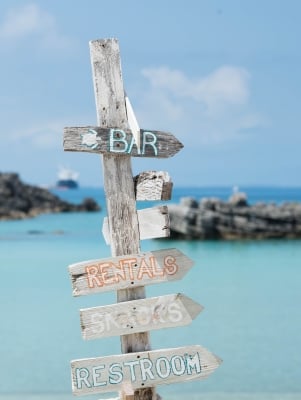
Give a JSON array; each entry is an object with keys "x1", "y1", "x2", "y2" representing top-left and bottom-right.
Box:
[
  {"x1": 109, "y1": 129, "x2": 158, "y2": 155},
  {"x1": 75, "y1": 351, "x2": 202, "y2": 390},
  {"x1": 109, "y1": 129, "x2": 128, "y2": 153},
  {"x1": 186, "y1": 353, "x2": 201, "y2": 375},
  {"x1": 171, "y1": 355, "x2": 186, "y2": 376},
  {"x1": 127, "y1": 135, "x2": 141, "y2": 155},
  {"x1": 76, "y1": 368, "x2": 91, "y2": 389},
  {"x1": 142, "y1": 131, "x2": 158, "y2": 156},
  {"x1": 109, "y1": 363, "x2": 123, "y2": 384},
  {"x1": 92, "y1": 365, "x2": 106, "y2": 387},
  {"x1": 140, "y1": 358, "x2": 155, "y2": 381},
  {"x1": 155, "y1": 357, "x2": 171, "y2": 379},
  {"x1": 124, "y1": 360, "x2": 139, "y2": 381}
]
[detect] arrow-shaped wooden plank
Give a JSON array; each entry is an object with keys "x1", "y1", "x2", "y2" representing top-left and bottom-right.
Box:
[
  {"x1": 80, "y1": 293, "x2": 203, "y2": 340},
  {"x1": 69, "y1": 248, "x2": 194, "y2": 297},
  {"x1": 102, "y1": 206, "x2": 169, "y2": 244},
  {"x1": 71, "y1": 345, "x2": 222, "y2": 396},
  {"x1": 134, "y1": 171, "x2": 173, "y2": 201},
  {"x1": 63, "y1": 127, "x2": 183, "y2": 158}
]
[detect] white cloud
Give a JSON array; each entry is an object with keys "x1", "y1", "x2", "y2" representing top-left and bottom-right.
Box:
[
  {"x1": 8, "y1": 119, "x2": 70, "y2": 149},
  {"x1": 136, "y1": 65, "x2": 262, "y2": 145},
  {"x1": 7, "y1": 112, "x2": 97, "y2": 149},
  {"x1": 0, "y1": 3, "x2": 50, "y2": 38},
  {"x1": 142, "y1": 66, "x2": 250, "y2": 113},
  {"x1": 0, "y1": 3, "x2": 74, "y2": 50}
]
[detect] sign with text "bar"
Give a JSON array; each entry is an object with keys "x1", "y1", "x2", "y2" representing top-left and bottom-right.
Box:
[{"x1": 64, "y1": 127, "x2": 183, "y2": 158}]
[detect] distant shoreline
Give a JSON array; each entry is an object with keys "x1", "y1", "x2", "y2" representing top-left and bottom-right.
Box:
[
  {"x1": 0, "y1": 173, "x2": 100, "y2": 221},
  {"x1": 168, "y1": 193, "x2": 301, "y2": 240}
]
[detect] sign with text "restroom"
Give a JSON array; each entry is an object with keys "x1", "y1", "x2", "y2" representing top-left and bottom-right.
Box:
[{"x1": 71, "y1": 345, "x2": 221, "y2": 396}]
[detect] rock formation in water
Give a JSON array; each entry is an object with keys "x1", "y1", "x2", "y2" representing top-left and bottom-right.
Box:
[
  {"x1": 0, "y1": 173, "x2": 100, "y2": 220},
  {"x1": 168, "y1": 193, "x2": 301, "y2": 239}
]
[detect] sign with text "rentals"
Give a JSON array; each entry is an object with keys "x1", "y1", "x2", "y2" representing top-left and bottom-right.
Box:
[{"x1": 69, "y1": 248, "x2": 194, "y2": 296}]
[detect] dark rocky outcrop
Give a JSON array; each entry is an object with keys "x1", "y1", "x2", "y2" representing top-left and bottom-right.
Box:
[
  {"x1": 168, "y1": 193, "x2": 301, "y2": 240},
  {"x1": 0, "y1": 173, "x2": 100, "y2": 220}
]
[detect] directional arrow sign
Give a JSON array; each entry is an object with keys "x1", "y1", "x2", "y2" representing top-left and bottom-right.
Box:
[
  {"x1": 69, "y1": 248, "x2": 194, "y2": 297},
  {"x1": 80, "y1": 293, "x2": 203, "y2": 340},
  {"x1": 71, "y1": 345, "x2": 222, "y2": 396},
  {"x1": 63, "y1": 127, "x2": 183, "y2": 158}
]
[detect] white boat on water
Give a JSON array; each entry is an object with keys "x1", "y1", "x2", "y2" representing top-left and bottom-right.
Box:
[{"x1": 56, "y1": 167, "x2": 79, "y2": 189}]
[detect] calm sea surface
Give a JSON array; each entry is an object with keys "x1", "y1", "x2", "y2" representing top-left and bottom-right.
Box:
[{"x1": 0, "y1": 187, "x2": 300, "y2": 400}]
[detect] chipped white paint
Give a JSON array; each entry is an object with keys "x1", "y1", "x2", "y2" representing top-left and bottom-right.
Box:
[{"x1": 81, "y1": 128, "x2": 99, "y2": 149}]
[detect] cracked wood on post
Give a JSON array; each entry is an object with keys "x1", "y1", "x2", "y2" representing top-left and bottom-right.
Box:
[
  {"x1": 89, "y1": 38, "x2": 156, "y2": 400},
  {"x1": 134, "y1": 171, "x2": 173, "y2": 201}
]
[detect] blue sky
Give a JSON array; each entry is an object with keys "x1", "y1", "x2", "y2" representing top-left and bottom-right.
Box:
[{"x1": 0, "y1": 0, "x2": 300, "y2": 187}]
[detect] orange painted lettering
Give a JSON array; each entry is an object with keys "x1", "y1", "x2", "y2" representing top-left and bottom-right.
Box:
[
  {"x1": 150, "y1": 256, "x2": 164, "y2": 277},
  {"x1": 164, "y1": 255, "x2": 178, "y2": 275},
  {"x1": 114, "y1": 261, "x2": 127, "y2": 283},
  {"x1": 101, "y1": 263, "x2": 116, "y2": 285},
  {"x1": 86, "y1": 265, "x2": 103, "y2": 288},
  {"x1": 120, "y1": 258, "x2": 137, "y2": 281},
  {"x1": 137, "y1": 258, "x2": 154, "y2": 280}
]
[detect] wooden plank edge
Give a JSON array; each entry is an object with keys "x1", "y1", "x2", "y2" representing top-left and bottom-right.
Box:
[{"x1": 134, "y1": 171, "x2": 173, "y2": 201}]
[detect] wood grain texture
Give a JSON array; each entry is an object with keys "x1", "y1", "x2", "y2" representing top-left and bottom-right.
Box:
[
  {"x1": 89, "y1": 38, "x2": 154, "y2": 400},
  {"x1": 63, "y1": 127, "x2": 183, "y2": 158},
  {"x1": 69, "y1": 248, "x2": 194, "y2": 297},
  {"x1": 134, "y1": 171, "x2": 173, "y2": 201},
  {"x1": 80, "y1": 294, "x2": 203, "y2": 340},
  {"x1": 71, "y1": 345, "x2": 222, "y2": 396},
  {"x1": 102, "y1": 206, "x2": 170, "y2": 244}
]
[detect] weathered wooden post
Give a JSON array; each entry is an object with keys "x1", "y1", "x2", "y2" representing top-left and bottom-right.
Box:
[
  {"x1": 92, "y1": 37, "x2": 157, "y2": 400},
  {"x1": 64, "y1": 38, "x2": 221, "y2": 400}
]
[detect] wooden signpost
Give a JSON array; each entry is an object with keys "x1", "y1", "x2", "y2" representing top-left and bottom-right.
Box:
[{"x1": 64, "y1": 38, "x2": 221, "y2": 400}]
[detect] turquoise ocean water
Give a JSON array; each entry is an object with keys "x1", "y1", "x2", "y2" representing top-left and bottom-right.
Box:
[{"x1": 0, "y1": 187, "x2": 301, "y2": 400}]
